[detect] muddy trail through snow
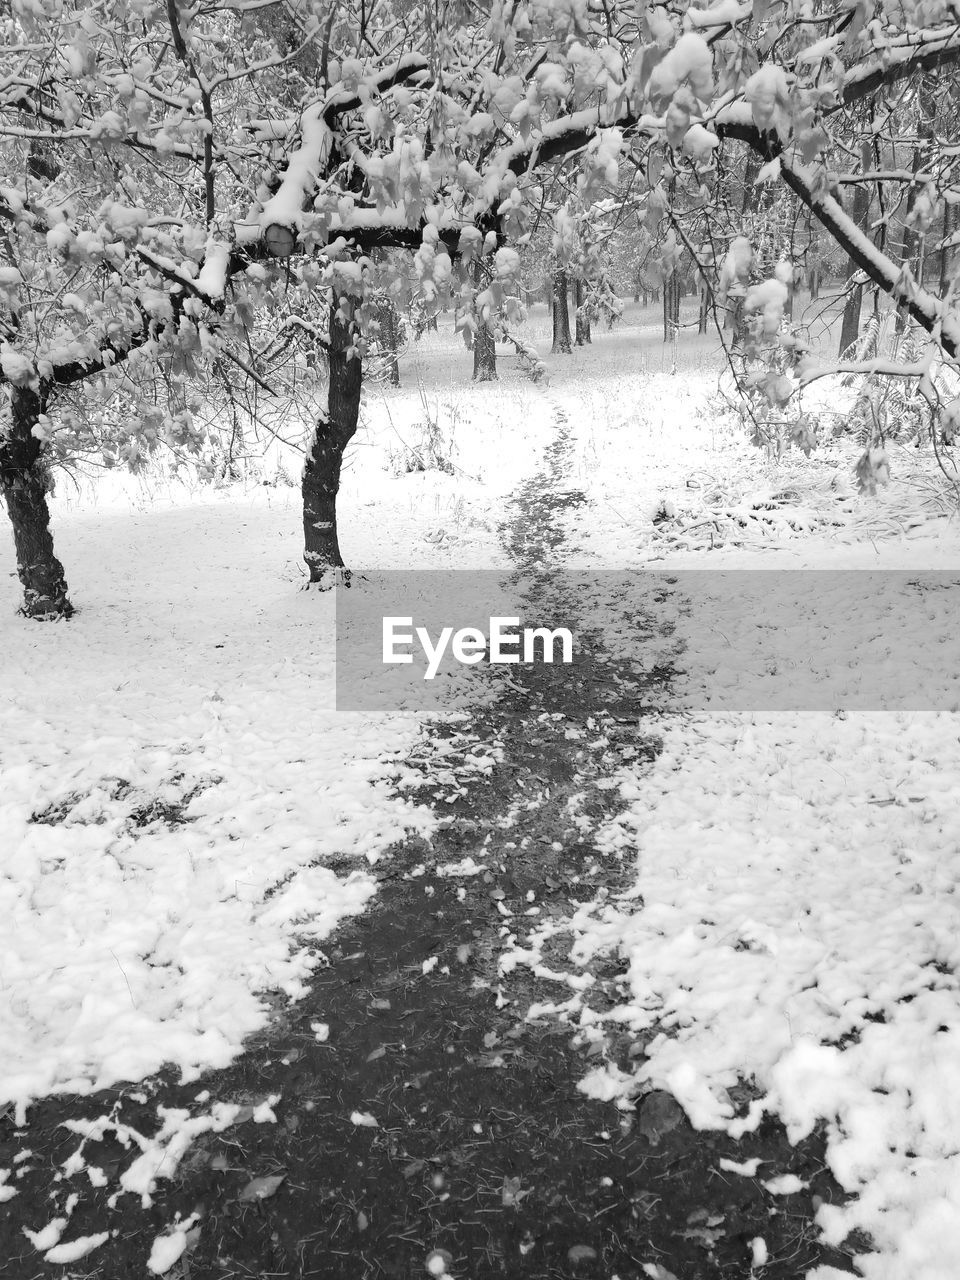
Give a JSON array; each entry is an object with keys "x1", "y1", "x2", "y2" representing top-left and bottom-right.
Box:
[{"x1": 0, "y1": 406, "x2": 860, "y2": 1280}]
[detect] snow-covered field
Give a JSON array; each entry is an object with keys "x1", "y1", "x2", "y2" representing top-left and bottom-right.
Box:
[{"x1": 3, "y1": 301, "x2": 960, "y2": 1278}]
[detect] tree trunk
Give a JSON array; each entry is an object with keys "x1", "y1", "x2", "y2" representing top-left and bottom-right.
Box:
[
  {"x1": 574, "y1": 279, "x2": 592, "y2": 345},
  {"x1": 552, "y1": 269, "x2": 572, "y2": 354},
  {"x1": 302, "y1": 297, "x2": 362, "y2": 580},
  {"x1": 741, "y1": 154, "x2": 760, "y2": 217},
  {"x1": 0, "y1": 386, "x2": 73, "y2": 618},
  {"x1": 698, "y1": 283, "x2": 709, "y2": 334},
  {"x1": 838, "y1": 179, "x2": 872, "y2": 355},
  {"x1": 377, "y1": 298, "x2": 401, "y2": 387},
  {"x1": 473, "y1": 320, "x2": 497, "y2": 380},
  {"x1": 472, "y1": 259, "x2": 497, "y2": 381},
  {"x1": 663, "y1": 275, "x2": 680, "y2": 343},
  {"x1": 941, "y1": 202, "x2": 955, "y2": 300}
]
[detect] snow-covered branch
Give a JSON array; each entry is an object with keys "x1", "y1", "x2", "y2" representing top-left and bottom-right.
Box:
[{"x1": 778, "y1": 154, "x2": 960, "y2": 360}]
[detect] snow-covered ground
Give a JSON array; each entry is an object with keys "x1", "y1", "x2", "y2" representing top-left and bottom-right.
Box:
[{"x1": 3, "y1": 301, "x2": 960, "y2": 1278}]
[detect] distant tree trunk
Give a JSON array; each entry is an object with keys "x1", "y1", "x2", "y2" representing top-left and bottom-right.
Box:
[
  {"x1": 473, "y1": 321, "x2": 497, "y2": 380},
  {"x1": 909, "y1": 77, "x2": 937, "y2": 299},
  {"x1": 377, "y1": 297, "x2": 401, "y2": 386},
  {"x1": 472, "y1": 259, "x2": 497, "y2": 380},
  {"x1": 663, "y1": 275, "x2": 680, "y2": 343},
  {"x1": 302, "y1": 296, "x2": 362, "y2": 579},
  {"x1": 698, "y1": 282, "x2": 709, "y2": 334},
  {"x1": 900, "y1": 149, "x2": 925, "y2": 311},
  {"x1": 552, "y1": 269, "x2": 572, "y2": 354},
  {"x1": 741, "y1": 155, "x2": 760, "y2": 217},
  {"x1": 838, "y1": 180, "x2": 871, "y2": 355},
  {"x1": 941, "y1": 203, "x2": 955, "y2": 299},
  {"x1": 1, "y1": 385, "x2": 73, "y2": 618},
  {"x1": 574, "y1": 279, "x2": 592, "y2": 345}
]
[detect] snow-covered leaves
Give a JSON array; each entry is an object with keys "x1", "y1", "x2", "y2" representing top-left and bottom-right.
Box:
[
  {"x1": 855, "y1": 446, "x2": 891, "y2": 495},
  {"x1": 2, "y1": 0, "x2": 959, "y2": 475}
]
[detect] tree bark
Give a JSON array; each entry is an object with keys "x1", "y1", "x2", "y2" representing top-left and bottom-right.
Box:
[
  {"x1": 551, "y1": 269, "x2": 572, "y2": 354},
  {"x1": 663, "y1": 275, "x2": 681, "y2": 343},
  {"x1": 941, "y1": 202, "x2": 955, "y2": 300},
  {"x1": 698, "y1": 283, "x2": 710, "y2": 334},
  {"x1": 473, "y1": 320, "x2": 497, "y2": 380},
  {"x1": 838, "y1": 179, "x2": 872, "y2": 355},
  {"x1": 0, "y1": 386, "x2": 73, "y2": 618},
  {"x1": 472, "y1": 259, "x2": 497, "y2": 380},
  {"x1": 574, "y1": 279, "x2": 592, "y2": 345},
  {"x1": 376, "y1": 298, "x2": 401, "y2": 386},
  {"x1": 302, "y1": 297, "x2": 362, "y2": 580}
]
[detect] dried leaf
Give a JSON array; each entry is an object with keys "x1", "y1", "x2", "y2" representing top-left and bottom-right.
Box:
[
  {"x1": 366, "y1": 1046, "x2": 387, "y2": 1062},
  {"x1": 350, "y1": 1110, "x2": 378, "y2": 1128},
  {"x1": 238, "y1": 1173, "x2": 285, "y2": 1202},
  {"x1": 502, "y1": 1175, "x2": 530, "y2": 1207},
  {"x1": 567, "y1": 1244, "x2": 598, "y2": 1264}
]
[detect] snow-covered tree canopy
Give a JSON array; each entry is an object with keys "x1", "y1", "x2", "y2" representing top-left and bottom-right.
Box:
[{"x1": 2, "y1": 0, "x2": 959, "y2": 403}]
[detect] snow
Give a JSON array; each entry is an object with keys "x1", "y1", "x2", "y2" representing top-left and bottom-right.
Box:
[
  {"x1": 5, "y1": 303, "x2": 960, "y2": 1278},
  {"x1": 684, "y1": 0, "x2": 749, "y2": 29},
  {"x1": 762, "y1": 1173, "x2": 807, "y2": 1194},
  {"x1": 0, "y1": 344, "x2": 35, "y2": 385},
  {"x1": 44, "y1": 1231, "x2": 110, "y2": 1263},
  {"x1": 647, "y1": 32, "x2": 714, "y2": 103},
  {"x1": 257, "y1": 105, "x2": 332, "y2": 235},
  {"x1": 194, "y1": 239, "x2": 230, "y2": 299},
  {"x1": 146, "y1": 1213, "x2": 200, "y2": 1275},
  {"x1": 441, "y1": 312, "x2": 960, "y2": 1280},
  {"x1": 147, "y1": 1230, "x2": 188, "y2": 1275},
  {"x1": 744, "y1": 64, "x2": 790, "y2": 130},
  {"x1": 23, "y1": 1217, "x2": 68, "y2": 1250},
  {"x1": 0, "y1": 488, "x2": 434, "y2": 1121}
]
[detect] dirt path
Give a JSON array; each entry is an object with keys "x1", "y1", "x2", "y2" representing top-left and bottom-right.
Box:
[{"x1": 0, "y1": 411, "x2": 860, "y2": 1280}]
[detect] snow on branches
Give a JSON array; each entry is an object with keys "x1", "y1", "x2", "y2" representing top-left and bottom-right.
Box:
[{"x1": 0, "y1": 0, "x2": 959, "y2": 426}]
